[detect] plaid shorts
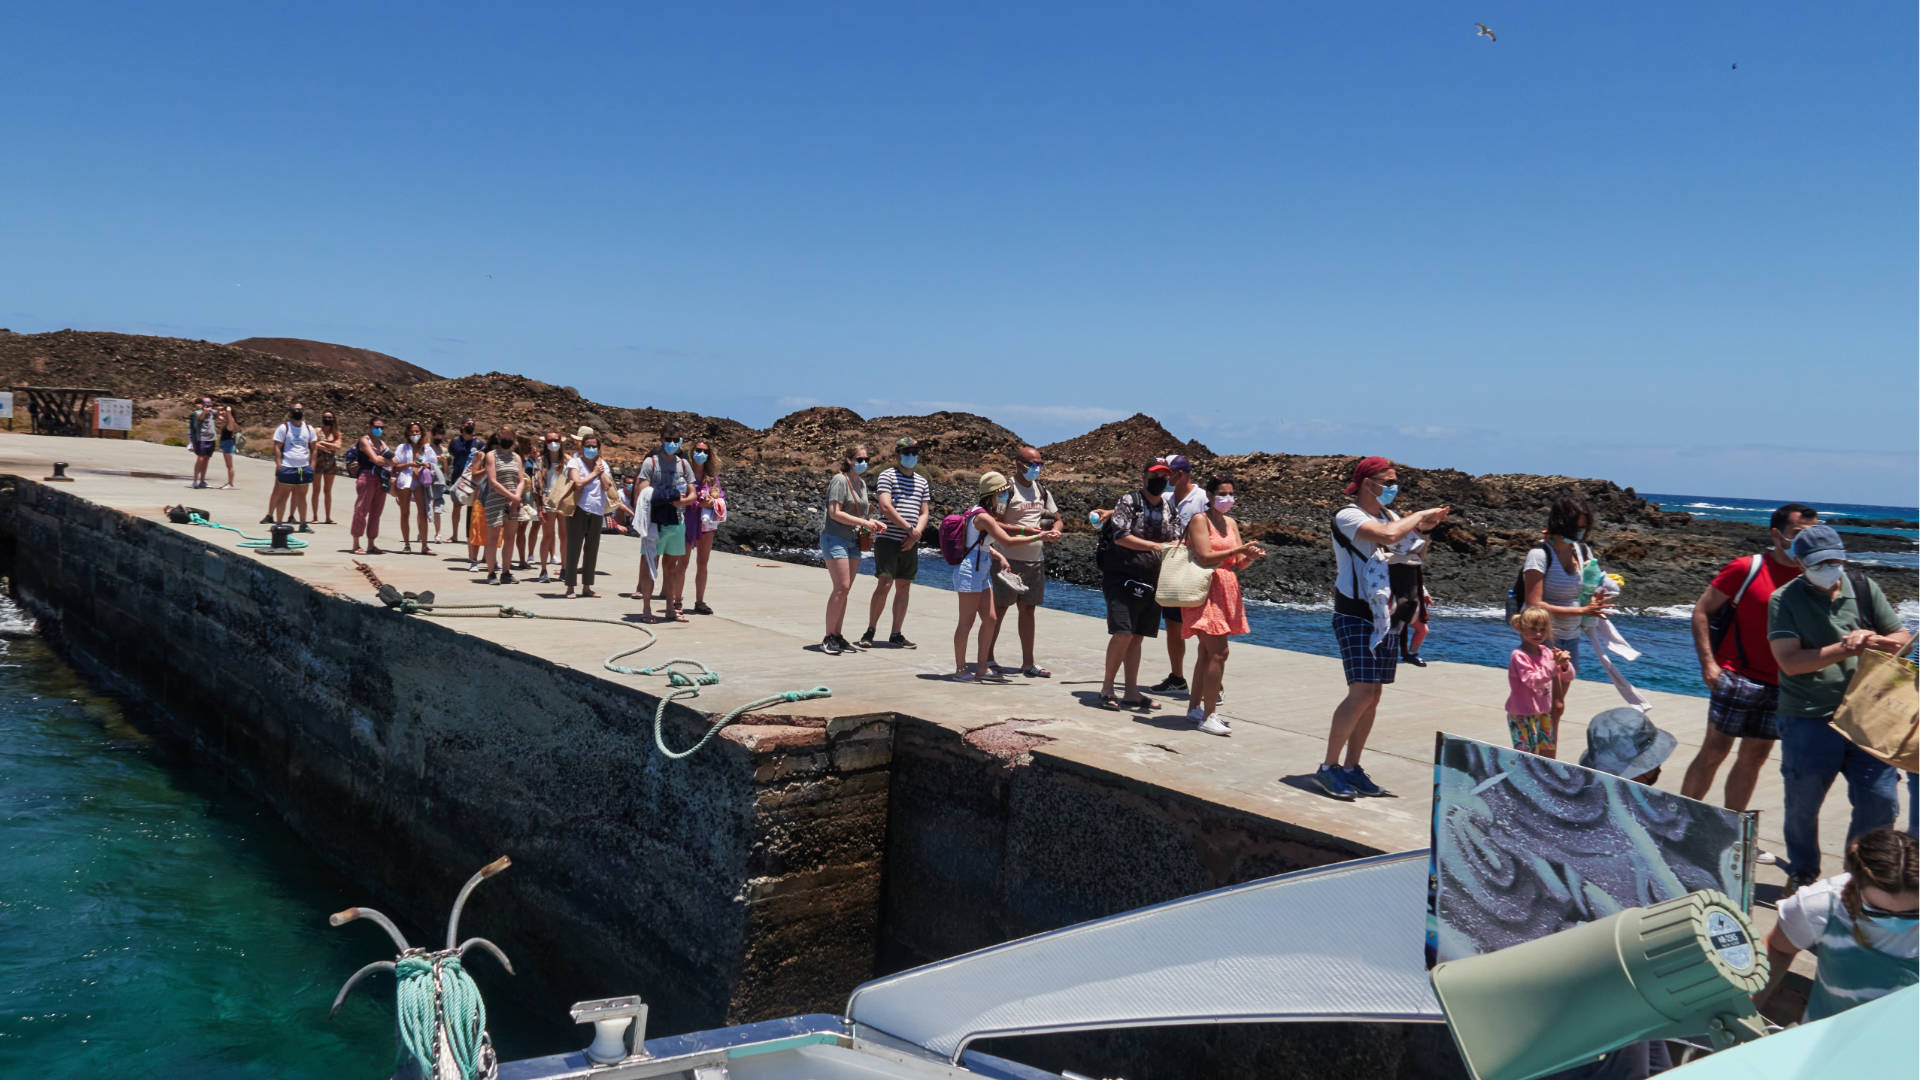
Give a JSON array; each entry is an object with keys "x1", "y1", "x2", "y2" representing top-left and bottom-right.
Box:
[
  {"x1": 1333, "y1": 611, "x2": 1397, "y2": 685},
  {"x1": 1707, "y1": 668, "x2": 1781, "y2": 740}
]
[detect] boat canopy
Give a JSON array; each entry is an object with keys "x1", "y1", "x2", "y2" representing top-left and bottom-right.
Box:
[
  {"x1": 1663, "y1": 984, "x2": 1918, "y2": 1078},
  {"x1": 847, "y1": 850, "x2": 1442, "y2": 1062}
]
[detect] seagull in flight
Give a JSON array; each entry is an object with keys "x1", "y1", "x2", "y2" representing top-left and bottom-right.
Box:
[{"x1": 1476, "y1": 23, "x2": 1496, "y2": 43}]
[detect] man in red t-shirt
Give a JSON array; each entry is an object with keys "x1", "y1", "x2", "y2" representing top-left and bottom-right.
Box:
[{"x1": 1679, "y1": 503, "x2": 1819, "y2": 814}]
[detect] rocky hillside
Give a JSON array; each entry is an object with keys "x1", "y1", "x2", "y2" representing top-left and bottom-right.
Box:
[
  {"x1": 1, "y1": 327, "x2": 1910, "y2": 608},
  {"x1": 228, "y1": 337, "x2": 441, "y2": 385},
  {"x1": 1040, "y1": 414, "x2": 1212, "y2": 481}
]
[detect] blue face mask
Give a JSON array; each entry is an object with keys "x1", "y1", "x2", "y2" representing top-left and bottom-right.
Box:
[
  {"x1": 1376, "y1": 483, "x2": 1398, "y2": 506},
  {"x1": 583, "y1": 447, "x2": 598, "y2": 460},
  {"x1": 662, "y1": 440, "x2": 680, "y2": 455},
  {"x1": 1024, "y1": 464, "x2": 1042, "y2": 482},
  {"x1": 852, "y1": 460, "x2": 868, "y2": 475},
  {"x1": 1572, "y1": 528, "x2": 1588, "y2": 541},
  {"x1": 899, "y1": 455, "x2": 918, "y2": 469},
  {"x1": 693, "y1": 452, "x2": 709, "y2": 465},
  {"x1": 371, "y1": 426, "x2": 384, "y2": 438}
]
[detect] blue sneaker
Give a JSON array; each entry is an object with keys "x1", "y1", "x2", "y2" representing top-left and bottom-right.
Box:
[
  {"x1": 1312, "y1": 764, "x2": 1356, "y2": 801},
  {"x1": 1343, "y1": 765, "x2": 1387, "y2": 797}
]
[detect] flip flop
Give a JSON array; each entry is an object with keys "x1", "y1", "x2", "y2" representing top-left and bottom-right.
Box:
[{"x1": 951, "y1": 671, "x2": 979, "y2": 682}]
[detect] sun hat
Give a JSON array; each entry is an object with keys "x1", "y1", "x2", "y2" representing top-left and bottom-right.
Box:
[
  {"x1": 1789, "y1": 524, "x2": 1846, "y2": 567},
  {"x1": 1343, "y1": 456, "x2": 1394, "y2": 495},
  {"x1": 574, "y1": 425, "x2": 595, "y2": 441},
  {"x1": 977, "y1": 471, "x2": 1011, "y2": 497},
  {"x1": 1579, "y1": 707, "x2": 1678, "y2": 779}
]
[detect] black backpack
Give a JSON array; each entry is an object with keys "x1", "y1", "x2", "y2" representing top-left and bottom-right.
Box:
[
  {"x1": 1504, "y1": 539, "x2": 1584, "y2": 622},
  {"x1": 1706, "y1": 555, "x2": 1766, "y2": 666}
]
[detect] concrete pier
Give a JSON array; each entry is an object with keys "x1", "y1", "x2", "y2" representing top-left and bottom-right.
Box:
[{"x1": 0, "y1": 433, "x2": 1843, "y2": 1072}]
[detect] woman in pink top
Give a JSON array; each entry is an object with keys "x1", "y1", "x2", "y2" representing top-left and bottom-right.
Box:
[{"x1": 1507, "y1": 606, "x2": 1575, "y2": 757}]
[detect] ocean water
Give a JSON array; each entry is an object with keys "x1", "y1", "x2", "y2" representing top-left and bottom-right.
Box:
[
  {"x1": 1642, "y1": 492, "x2": 1920, "y2": 570},
  {"x1": 0, "y1": 596, "x2": 573, "y2": 1079}
]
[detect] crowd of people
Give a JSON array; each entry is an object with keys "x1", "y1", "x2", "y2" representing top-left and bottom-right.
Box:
[{"x1": 182, "y1": 404, "x2": 1917, "y2": 1022}]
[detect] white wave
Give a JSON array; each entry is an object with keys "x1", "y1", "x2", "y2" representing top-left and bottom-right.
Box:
[
  {"x1": 1244, "y1": 598, "x2": 1333, "y2": 612},
  {"x1": 1678, "y1": 502, "x2": 1756, "y2": 512},
  {"x1": 0, "y1": 595, "x2": 36, "y2": 637},
  {"x1": 1851, "y1": 551, "x2": 1920, "y2": 568},
  {"x1": 1900, "y1": 600, "x2": 1919, "y2": 628},
  {"x1": 1429, "y1": 603, "x2": 1509, "y2": 619}
]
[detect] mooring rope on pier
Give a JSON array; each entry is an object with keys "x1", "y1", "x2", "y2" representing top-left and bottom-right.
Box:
[
  {"x1": 351, "y1": 561, "x2": 830, "y2": 759},
  {"x1": 175, "y1": 509, "x2": 311, "y2": 549}
]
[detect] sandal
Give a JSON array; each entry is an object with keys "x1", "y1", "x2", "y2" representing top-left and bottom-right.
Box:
[
  {"x1": 1099, "y1": 693, "x2": 1122, "y2": 710},
  {"x1": 1120, "y1": 696, "x2": 1161, "y2": 711},
  {"x1": 563, "y1": 590, "x2": 576, "y2": 599},
  {"x1": 1022, "y1": 665, "x2": 1053, "y2": 678},
  {"x1": 580, "y1": 588, "x2": 598, "y2": 599},
  {"x1": 693, "y1": 602, "x2": 713, "y2": 615},
  {"x1": 952, "y1": 670, "x2": 980, "y2": 682}
]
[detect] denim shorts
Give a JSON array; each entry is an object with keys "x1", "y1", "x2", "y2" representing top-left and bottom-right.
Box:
[
  {"x1": 218, "y1": 437, "x2": 235, "y2": 454},
  {"x1": 819, "y1": 531, "x2": 859, "y2": 561}
]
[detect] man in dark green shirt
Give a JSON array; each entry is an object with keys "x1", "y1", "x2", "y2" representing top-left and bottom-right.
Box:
[{"x1": 1768, "y1": 525, "x2": 1913, "y2": 889}]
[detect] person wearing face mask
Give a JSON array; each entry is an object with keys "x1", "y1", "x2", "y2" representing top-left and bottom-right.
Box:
[
  {"x1": 481, "y1": 427, "x2": 527, "y2": 583},
  {"x1": 1521, "y1": 495, "x2": 1612, "y2": 733},
  {"x1": 389, "y1": 421, "x2": 437, "y2": 555},
  {"x1": 859, "y1": 437, "x2": 932, "y2": 649},
  {"x1": 1096, "y1": 460, "x2": 1183, "y2": 710},
  {"x1": 187, "y1": 396, "x2": 218, "y2": 489},
  {"x1": 819, "y1": 444, "x2": 886, "y2": 654},
  {"x1": 1769, "y1": 525, "x2": 1912, "y2": 891},
  {"x1": 1147, "y1": 455, "x2": 1212, "y2": 698},
  {"x1": 1678, "y1": 503, "x2": 1820, "y2": 819},
  {"x1": 983, "y1": 445, "x2": 1061, "y2": 675},
  {"x1": 562, "y1": 434, "x2": 616, "y2": 599},
  {"x1": 1319, "y1": 456, "x2": 1449, "y2": 800},
  {"x1": 265, "y1": 401, "x2": 317, "y2": 532},
  {"x1": 350, "y1": 415, "x2": 395, "y2": 555},
  {"x1": 683, "y1": 440, "x2": 726, "y2": 615},
  {"x1": 1761, "y1": 828, "x2": 1917, "y2": 1023},
  {"x1": 447, "y1": 418, "x2": 482, "y2": 545},
  {"x1": 313, "y1": 411, "x2": 343, "y2": 524},
  {"x1": 535, "y1": 430, "x2": 567, "y2": 583},
  {"x1": 1179, "y1": 476, "x2": 1266, "y2": 734},
  {"x1": 637, "y1": 426, "x2": 698, "y2": 621}
]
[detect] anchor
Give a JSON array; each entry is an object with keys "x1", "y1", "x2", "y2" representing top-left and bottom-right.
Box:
[{"x1": 330, "y1": 856, "x2": 515, "y2": 1080}]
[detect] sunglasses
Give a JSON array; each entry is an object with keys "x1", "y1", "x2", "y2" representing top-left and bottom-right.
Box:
[{"x1": 854, "y1": 457, "x2": 870, "y2": 464}]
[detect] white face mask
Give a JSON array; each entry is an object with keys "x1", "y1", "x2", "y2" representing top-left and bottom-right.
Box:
[
  {"x1": 547, "y1": 441, "x2": 559, "y2": 453},
  {"x1": 1803, "y1": 562, "x2": 1845, "y2": 589}
]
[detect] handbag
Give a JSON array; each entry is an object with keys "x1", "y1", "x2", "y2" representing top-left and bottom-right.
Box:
[
  {"x1": 1831, "y1": 650, "x2": 1920, "y2": 773},
  {"x1": 1153, "y1": 543, "x2": 1214, "y2": 609},
  {"x1": 548, "y1": 468, "x2": 577, "y2": 516},
  {"x1": 451, "y1": 472, "x2": 475, "y2": 506}
]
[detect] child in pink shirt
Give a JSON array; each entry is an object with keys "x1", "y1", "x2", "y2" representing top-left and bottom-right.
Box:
[{"x1": 1507, "y1": 607, "x2": 1575, "y2": 757}]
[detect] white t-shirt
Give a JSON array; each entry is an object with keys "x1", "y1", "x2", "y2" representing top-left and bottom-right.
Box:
[
  {"x1": 1778, "y1": 873, "x2": 1919, "y2": 956},
  {"x1": 1169, "y1": 484, "x2": 1209, "y2": 534},
  {"x1": 566, "y1": 455, "x2": 608, "y2": 516},
  {"x1": 1524, "y1": 541, "x2": 1591, "y2": 641},
  {"x1": 1333, "y1": 506, "x2": 1401, "y2": 600},
  {"x1": 273, "y1": 422, "x2": 316, "y2": 469},
  {"x1": 390, "y1": 441, "x2": 437, "y2": 490}
]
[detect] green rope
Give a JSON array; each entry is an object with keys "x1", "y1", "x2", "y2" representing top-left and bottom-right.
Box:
[
  {"x1": 395, "y1": 954, "x2": 488, "y2": 1080},
  {"x1": 392, "y1": 600, "x2": 831, "y2": 759},
  {"x1": 184, "y1": 512, "x2": 310, "y2": 549}
]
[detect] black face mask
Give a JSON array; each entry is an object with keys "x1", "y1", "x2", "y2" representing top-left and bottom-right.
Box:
[
  {"x1": 289, "y1": 409, "x2": 303, "y2": 421},
  {"x1": 1145, "y1": 476, "x2": 1169, "y2": 496},
  {"x1": 463, "y1": 425, "x2": 474, "y2": 434}
]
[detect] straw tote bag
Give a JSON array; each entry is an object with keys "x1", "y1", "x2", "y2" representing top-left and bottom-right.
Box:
[
  {"x1": 1154, "y1": 543, "x2": 1214, "y2": 609},
  {"x1": 1831, "y1": 650, "x2": 1919, "y2": 773}
]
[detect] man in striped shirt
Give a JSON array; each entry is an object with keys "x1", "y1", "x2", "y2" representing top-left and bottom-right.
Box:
[{"x1": 858, "y1": 437, "x2": 932, "y2": 649}]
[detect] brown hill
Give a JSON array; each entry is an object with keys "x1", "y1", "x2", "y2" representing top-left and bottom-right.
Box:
[
  {"x1": 1039, "y1": 413, "x2": 1213, "y2": 480},
  {"x1": 754, "y1": 407, "x2": 1025, "y2": 476},
  {"x1": 228, "y1": 337, "x2": 441, "y2": 385}
]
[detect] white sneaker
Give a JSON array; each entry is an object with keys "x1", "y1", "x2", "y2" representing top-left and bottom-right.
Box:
[
  {"x1": 1755, "y1": 849, "x2": 1779, "y2": 866},
  {"x1": 1197, "y1": 714, "x2": 1231, "y2": 737}
]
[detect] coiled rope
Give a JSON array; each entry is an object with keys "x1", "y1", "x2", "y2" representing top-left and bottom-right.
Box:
[
  {"x1": 396, "y1": 954, "x2": 487, "y2": 1080},
  {"x1": 352, "y1": 562, "x2": 830, "y2": 759},
  {"x1": 183, "y1": 512, "x2": 311, "y2": 549}
]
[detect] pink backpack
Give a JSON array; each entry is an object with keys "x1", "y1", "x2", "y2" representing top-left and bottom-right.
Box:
[{"x1": 938, "y1": 507, "x2": 988, "y2": 565}]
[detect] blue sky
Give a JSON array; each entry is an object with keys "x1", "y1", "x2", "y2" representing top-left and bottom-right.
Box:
[{"x1": 2, "y1": 3, "x2": 1914, "y2": 505}]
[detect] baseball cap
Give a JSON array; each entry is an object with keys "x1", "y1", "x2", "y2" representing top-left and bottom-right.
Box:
[
  {"x1": 896, "y1": 436, "x2": 919, "y2": 452},
  {"x1": 1146, "y1": 459, "x2": 1174, "y2": 475},
  {"x1": 1165, "y1": 454, "x2": 1192, "y2": 473},
  {"x1": 1789, "y1": 525, "x2": 1846, "y2": 566}
]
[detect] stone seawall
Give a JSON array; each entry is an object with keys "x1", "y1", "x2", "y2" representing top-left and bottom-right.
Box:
[{"x1": 0, "y1": 476, "x2": 891, "y2": 1036}]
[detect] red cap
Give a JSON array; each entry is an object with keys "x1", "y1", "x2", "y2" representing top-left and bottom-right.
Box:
[
  {"x1": 1343, "y1": 456, "x2": 1393, "y2": 495},
  {"x1": 1146, "y1": 459, "x2": 1174, "y2": 475}
]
